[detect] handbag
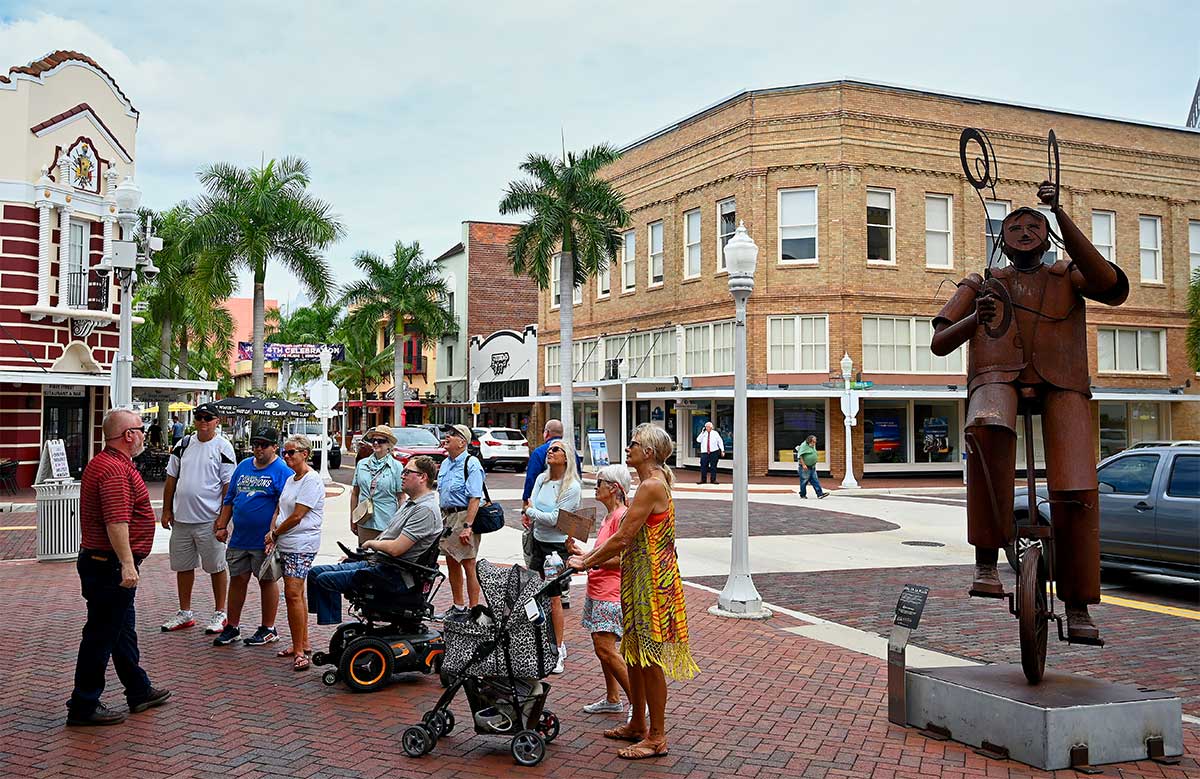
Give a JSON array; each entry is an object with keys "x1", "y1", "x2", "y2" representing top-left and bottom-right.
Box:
[
  {"x1": 351, "y1": 461, "x2": 386, "y2": 524},
  {"x1": 258, "y1": 548, "x2": 283, "y2": 582},
  {"x1": 466, "y1": 457, "x2": 505, "y2": 534}
]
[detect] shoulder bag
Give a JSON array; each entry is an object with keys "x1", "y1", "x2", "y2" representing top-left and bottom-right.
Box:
[{"x1": 466, "y1": 456, "x2": 505, "y2": 534}]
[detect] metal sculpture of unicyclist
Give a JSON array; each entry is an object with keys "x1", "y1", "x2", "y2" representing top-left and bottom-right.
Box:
[{"x1": 931, "y1": 127, "x2": 1130, "y2": 684}]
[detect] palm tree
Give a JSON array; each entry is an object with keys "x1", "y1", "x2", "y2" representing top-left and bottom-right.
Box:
[
  {"x1": 193, "y1": 156, "x2": 344, "y2": 391},
  {"x1": 329, "y1": 324, "x2": 393, "y2": 433},
  {"x1": 499, "y1": 145, "x2": 629, "y2": 443},
  {"x1": 1187, "y1": 268, "x2": 1200, "y2": 374},
  {"x1": 340, "y1": 241, "x2": 456, "y2": 427}
]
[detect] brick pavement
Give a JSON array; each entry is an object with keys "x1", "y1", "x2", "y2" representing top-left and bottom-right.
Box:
[
  {"x1": 0, "y1": 555, "x2": 1195, "y2": 778},
  {"x1": 691, "y1": 565, "x2": 1200, "y2": 715},
  {"x1": 0, "y1": 511, "x2": 36, "y2": 560},
  {"x1": 496, "y1": 499, "x2": 897, "y2": 538}
]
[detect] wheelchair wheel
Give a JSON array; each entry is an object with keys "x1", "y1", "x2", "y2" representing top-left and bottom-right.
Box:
[
  {"x1": 1018, "y1": 544, "x2": 1049, "y2": 684},
  {"x1": 402, "y1": 725, "x2": 433, "y2": 758},
  {"x1": 537, "y1": 710, "x2": 560, "y2": 743},
  {"x1": 510, "y1": 730, "x2": 545, "y2": 766},
  {"x1": 340, "y1": 636, "x2": 393, "y2": 693},
  {"x1": 311, "y1": 651, "x2": 327, "y2": 667},
  {"x1": 321, "y1": 669, "x2": 339, "y2": 687}
]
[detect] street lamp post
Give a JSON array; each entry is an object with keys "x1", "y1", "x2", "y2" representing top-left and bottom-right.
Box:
[
  {"x1": 714, "y1": 222, "x2": 768, "y2": 619},
  {"x1": 100, "y1": 176, "x2": 160, "y2": 409},
  {"x1": 839, "y1": 353, "x2": 860, "y2": 489}
]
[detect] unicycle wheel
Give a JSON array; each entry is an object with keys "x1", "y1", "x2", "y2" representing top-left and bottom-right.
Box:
[{"x1": 1018, "y1": 544, "x2": 1049, "y2": 684}]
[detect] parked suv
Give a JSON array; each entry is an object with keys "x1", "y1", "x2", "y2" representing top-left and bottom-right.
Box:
[
  {"x1": 287, "y1": 421, "x2": 342, "y2": 469},
  {"x1": 1012, "y1": 445, "x2": 1199, "y2": 580},
  {"x1": 472, "y1": 427, "x2": 530, "y2": 471}
]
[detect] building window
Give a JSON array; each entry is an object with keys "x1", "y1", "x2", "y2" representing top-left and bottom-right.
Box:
[
  {"x1": 866, "y1": 188, "x2": 895, "y2": 263},
  {"x1": 651, "y1": 328, "x2": 676, "y2": 377},
  {"x1": 767, "y1": 315, "x2": 828, "y2": 372},
  {"x1": 1098, "y1": 400, "x2": 1169, "y2": 460},
  {"x1": 545, "y1": 344, "x2": 560, "y2": 385},
  {"x1": 925, "y1": 194, "x2": 952, "y2": 268},
  {"x1": 573, "y1": 339, "x2": 601, "y2": 382},
  {"x1": 1139, "y1": 216, "x2": 1162, "y2": 282},
  {"x1": 863, "y1": 316, "x2": 964, "y2": 373},
  {"x1": 1098, "y1": 327, "x2": 1164, "y2": 373},
  {"x1": 985, "y1": 200, "x2": 1009, "y2": 265},
  {"x1": 446, "y1": 344, "x2": 454, "y2": 377},
  {"x1": 683, "y1": 209, "x2": 701, "y2": 278},
  {"x1": 772, "y1": 399, "x2": 826, "y2": 465},
  {"x1": 1189, "y1": 220, "x2": 1200, "y2": 277},
  {"x1": 863, "y1": 401, "x2": 908, "y2": 465},
  {"x1": 682, "y1": 320, "x2": 734, "y2": 376},
  {"x1": 1092, "y1": 211, "x2": 1115, "y2": 263},
  {"x1": 622, "y1": 230, "x2": 636, "y2": 292},
  {"x1": 597, "y1": 254, "x2": 611, "y2": 298},
  {"x1": 647, "y1": 221, "x2": 664, "y2": 285},
  {"x1": 551, "y1": 255, "x2": 560, "y2": 308},
  {"x1": 778, "y1": 187, "x2": 817, "y2": 263},
  {"x1": 717, "y1": 198, "x2": 736, "y2": 271},
  {"x1": 66, "y1": 221, "x2": 87, "y2": 308},
  {"x1": 1037, "y1": 206, "x2": 1060, "y2": 265}
]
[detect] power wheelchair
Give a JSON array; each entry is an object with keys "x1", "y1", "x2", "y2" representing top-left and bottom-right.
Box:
[{"x1": 313, "y1": 541, "x2": 447, "y2": 693}]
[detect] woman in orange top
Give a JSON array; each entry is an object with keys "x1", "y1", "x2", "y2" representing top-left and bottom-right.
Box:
[{"x1": 568, "y1": 424, "x2": 698, "y2": 760}]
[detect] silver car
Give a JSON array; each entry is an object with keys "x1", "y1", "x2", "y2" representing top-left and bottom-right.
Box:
[{"x1": 1012, "y1": 445, "x2": 1199, "y2": 580}]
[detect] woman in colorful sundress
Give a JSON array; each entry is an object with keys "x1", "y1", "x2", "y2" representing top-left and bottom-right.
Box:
[{"x1": 568, "y1": 423, "x2": 698, "y2": 760}]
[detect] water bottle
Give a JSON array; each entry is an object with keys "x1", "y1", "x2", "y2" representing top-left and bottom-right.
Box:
[{"x1": 543, "y1": 551, "x2": 563, "y2": 581}]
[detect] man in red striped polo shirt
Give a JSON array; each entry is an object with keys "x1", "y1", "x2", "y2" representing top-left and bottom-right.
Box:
[{"x1": 67, "y1": 407, "x2": 171, "y2": 727}]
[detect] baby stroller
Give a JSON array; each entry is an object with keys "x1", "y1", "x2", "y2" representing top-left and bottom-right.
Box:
[{"x1": 403, "y1": 561, "x2": 572, "y2": 766}]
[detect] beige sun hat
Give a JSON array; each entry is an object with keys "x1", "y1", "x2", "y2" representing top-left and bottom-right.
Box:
[{"x1": 368, "y1": 424, "x2": 398, "y2": 446}]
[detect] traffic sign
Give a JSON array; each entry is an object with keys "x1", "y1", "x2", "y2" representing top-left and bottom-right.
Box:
[{"x1": 308, "y1": 379, "x2": 339, "y2": 411}]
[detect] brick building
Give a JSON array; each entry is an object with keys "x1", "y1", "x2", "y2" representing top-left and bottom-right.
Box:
[
  {"x1": 535, "y1": 80, "x2": 1200, "y2": 479},
  {"x1": 430, "y1": 221, "x2": 539, "y2": 428},
  {"x1": 0, "y1": 51, "x2": 212, "y2": 487}
]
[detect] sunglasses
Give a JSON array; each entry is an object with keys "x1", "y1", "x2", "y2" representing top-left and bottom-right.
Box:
[
  {"x1": 547, "y1": 446, "x2": 565, "y2": 454},
  {"x1": 195, "y1": 415, "x2": 216, "y2": 422},
  {"x1": 107, "y1": 426, "x2": 144, "y2": 441},
  {"x1": 401, "y1": 469, "x2": 422, "y2": 476},
  {"x1": 251, "y1": 441, "x2": 275, "y2": 449},
  {"x1": 281, "y1": 449, "x2": 299, "y2": 457},
  {"x1": 369, "y1": 438, "x2": 389, "y2": 445}
]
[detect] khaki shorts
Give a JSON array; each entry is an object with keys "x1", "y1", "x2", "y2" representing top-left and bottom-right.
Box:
[
  {"x1": 225, "y1": 547, "x2": 280, "y2": 581},
  {"x1": 439, "y1": 509, "x2": 481, "y2": 562},
  {"x1": 169, "y1": 522, "x2": 227, "y2": 574}
]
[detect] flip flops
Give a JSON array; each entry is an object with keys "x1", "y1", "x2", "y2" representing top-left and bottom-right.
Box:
[{"x1": 276, "y1": 646, "x2": 313, "y2": 658}]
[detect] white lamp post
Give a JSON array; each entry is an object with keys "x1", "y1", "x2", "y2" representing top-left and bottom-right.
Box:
[
  {"x1": 839, "y1": 353, "x2": 860, "y2": 489},
  {"x1": 308, "y1": 346, "x2": 338, "y2": 485},
  {"x1": 714, "y1": 222, "x2": 768, "y2": 618},
  {"x1": 100, "y1": 176, "x2": 160, "y2": 409}
]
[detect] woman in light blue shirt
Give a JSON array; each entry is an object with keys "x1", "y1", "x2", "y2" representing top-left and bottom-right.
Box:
[
  {"x1": 522, "y1": 439, "x2": 582, "y2": 674},
  {"x1": 350, "y1": 425, "x2": 404, "y2": 545}
]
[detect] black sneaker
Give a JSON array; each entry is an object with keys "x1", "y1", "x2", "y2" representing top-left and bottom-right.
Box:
[
  {"x1": 128, "y1": 687, "x2": 171, "y2": 714},
  {"x1": 212, "y1": 624, "x2": 241, "y2": 646},
  {"x1": 436, "y1": 606, "x2": 468, "y2": 622},
  {"x1": 243, "y1": 625, "x2": 279, "y2": 646},
  {"x1": 818, "y1": 492, "x2": 829, "y2": 499},
  {"x1": 67, "y1": 703, "x2": 126, "y2": 727}
]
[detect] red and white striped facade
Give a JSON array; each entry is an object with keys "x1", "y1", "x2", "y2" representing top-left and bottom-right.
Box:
[{"x1": 0, "y1": 51, "x2": 209, "y2": 487}]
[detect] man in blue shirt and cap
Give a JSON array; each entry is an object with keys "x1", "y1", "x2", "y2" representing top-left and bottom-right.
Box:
[{"x1": 437, "y1": 424, "x2": 484, "y2": 621}]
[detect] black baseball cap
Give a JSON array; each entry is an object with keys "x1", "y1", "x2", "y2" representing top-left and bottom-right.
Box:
[{"x1": 250, "y1": 426, "x2": 279, "y2": 445}]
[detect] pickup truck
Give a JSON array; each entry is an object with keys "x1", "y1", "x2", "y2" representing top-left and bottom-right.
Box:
[{"x1": 1012, "y1": 445, "x2": 1199, "y2": 581}]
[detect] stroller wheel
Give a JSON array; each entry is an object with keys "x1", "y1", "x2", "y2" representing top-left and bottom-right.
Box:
[
  {"x1": 423, "y1": 709, "x2": 455, "y2": 737},
  {"x1": 340, "y1": 636, "x2": 393, "y2": 693},
  {"x1": 402, "y1": 725, "x2": 433, "y2": 758},
  {"x1": 537, "y1": 710, "x2": 560, "y2": 743},
  {"x1": 321, "y1": 670, "x2": 339, "y2": 687},
  {"x1": 510, "y1": 730, "x2": 545, "y2": 767}
]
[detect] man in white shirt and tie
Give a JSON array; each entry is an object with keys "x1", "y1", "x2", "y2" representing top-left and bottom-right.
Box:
[{"x1": 695, "y1": 421, "x2": 724, "y2": 484}]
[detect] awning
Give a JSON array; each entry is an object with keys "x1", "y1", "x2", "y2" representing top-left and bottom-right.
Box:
[
  {"x1": 344, "y1": 399, "x2": 424, "y2": 408},
  {"x1": 635, "y1": 384, "x2": 1200, "y2": 403},
  {"x1": 504, "y1": 391, "x2": 599, "y2": 404},
  {"x1": 0, "y1": 369, "x2": 216, "y2": 394}
]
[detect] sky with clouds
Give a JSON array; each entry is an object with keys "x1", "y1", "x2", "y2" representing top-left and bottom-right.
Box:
[{"x1": 1, "y1": 1, "x2": 1197, "y2": 310}]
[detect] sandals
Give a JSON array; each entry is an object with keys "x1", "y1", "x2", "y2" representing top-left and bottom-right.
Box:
[
  {"x1": 603, "y1": 725, "x2": 646, "y2": 742},
  {"x1": 618, "y1": 739, "x2": 669, "y2": 760},
  {"x1": 293, "y1": 653, "x2": 312, "y2": 671},
  {"x1": 277, "y1": 646, "x2": 314, "y2": 658}
]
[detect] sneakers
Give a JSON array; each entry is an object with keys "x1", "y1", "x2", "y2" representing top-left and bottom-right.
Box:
[
  {"x1": 204, "y1": 610, "x2": 228, "y2": 635},
  {"x1": 66, "y1": 702, "x2": 126, "y2": 727},
  {"x1": 243, "y1": 626, "x2": 280, "y2": 646},
  {"x1": 160, "y1": 610, "x2": 195, "y2": 632},
  {"x1": 583, "y1": 699, "x2": 624, "y2": 714},
  {"x1": 551, "y1": 643, "x2": 566, "y2": 675},
  {"x1": 128, "y1": 687, "x2": 171, "y2": 714},
  {"x1": 797, "y1": 491, "x2": 807, "y2": 498},
  {"x1": 212, "y1": 624, "x2": 241, "y2": 646},
  {"x1": 437, "y1": 606, "x2": 468, "y2": 622},
  {"x1": 818, "y1": 492, "x2": 829, "y2": 499}
]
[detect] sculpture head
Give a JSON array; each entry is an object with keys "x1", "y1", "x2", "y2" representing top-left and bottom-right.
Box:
[{"x1": 1000, "y1": 207, "x2": 1051, "y2": 268}]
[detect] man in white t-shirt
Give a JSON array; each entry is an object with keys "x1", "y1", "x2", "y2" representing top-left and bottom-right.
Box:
[{"x1": 160, "y1": 408, "x2": 237, "y2": 634}]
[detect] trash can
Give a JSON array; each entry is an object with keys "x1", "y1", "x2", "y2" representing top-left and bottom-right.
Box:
[{"x1": 35, "y1": 478, "x2": 80, "y2": 562}]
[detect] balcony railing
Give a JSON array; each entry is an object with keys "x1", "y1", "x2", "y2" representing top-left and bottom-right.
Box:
[
  {"x1": 66, "y1": 270, "x2": 87, "y2": 309},
  {"x1": 404, "y1": 355, "x2": 428, "y2": 376}
]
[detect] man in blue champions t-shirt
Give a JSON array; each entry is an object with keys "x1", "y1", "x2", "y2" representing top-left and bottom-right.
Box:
[{"x1": 211, "y1": 427, "x2": 293, "y2": 648}]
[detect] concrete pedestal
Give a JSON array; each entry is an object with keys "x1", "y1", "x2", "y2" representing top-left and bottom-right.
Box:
[{"x1": 905, "y1": 664, "x2": 1183, "y2": 770}]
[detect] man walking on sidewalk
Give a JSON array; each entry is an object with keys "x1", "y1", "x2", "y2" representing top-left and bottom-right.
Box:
[
  {"x1": 211, "y1": 427, "x2": 292, "y2": 647},
  {"x1": 695, "y1": 421, "x2": 724, "y2": 484},
  {"x1": 160, "y1": 407, "x2": 237, "y2": 635},
  {"x1": 795, "y1": 435, "x2": 828, "y2": 499},
  {"x1": 68, "y1": 408, "x2": 170, "y2": 726}
]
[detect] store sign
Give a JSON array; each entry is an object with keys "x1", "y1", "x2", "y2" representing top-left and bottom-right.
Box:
[{"x1": 45, "y1": 384, "x2": 86, "y2": 398}]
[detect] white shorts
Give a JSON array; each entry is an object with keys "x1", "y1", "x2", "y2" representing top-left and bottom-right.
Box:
[{"x1": 168, "y1": 522, "x2": 228, "y2": 574}]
